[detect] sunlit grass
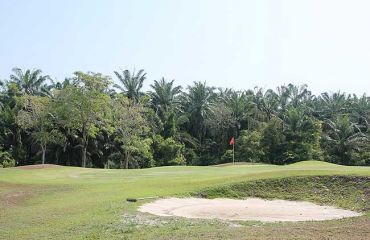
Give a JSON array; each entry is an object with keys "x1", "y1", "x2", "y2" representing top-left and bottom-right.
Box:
[{"x1": 0, "y1": 161, "x2": 369, "y2": 239}]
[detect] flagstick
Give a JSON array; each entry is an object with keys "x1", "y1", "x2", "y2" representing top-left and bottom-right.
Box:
[{"x1": 232, "y1": 142, "x2": 235, "y2": 165}]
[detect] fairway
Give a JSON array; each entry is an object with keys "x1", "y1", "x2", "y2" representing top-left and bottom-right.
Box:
[{"x1": 0, "y1": 161, "x2": 369, "y2": 239}]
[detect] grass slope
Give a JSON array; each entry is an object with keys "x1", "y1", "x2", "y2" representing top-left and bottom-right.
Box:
[
  {"x1": 0, "y1": 161, "x2": 369, "y2": 239},
  {"x1": 193, "y1": 176, "x2": 370, "y2": 211}
]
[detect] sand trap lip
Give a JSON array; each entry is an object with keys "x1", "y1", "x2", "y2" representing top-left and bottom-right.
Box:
[{"x1": 139, "y1": 197, "x2": 362, "y2": 222}]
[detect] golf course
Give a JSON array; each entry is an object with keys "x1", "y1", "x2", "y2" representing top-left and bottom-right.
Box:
[
  {"x1": 1, "y1": 161, "x2": 369, "y2": 239},
  {"x1": 2, "y1": 1, "x2": 370, "y2": 239}
]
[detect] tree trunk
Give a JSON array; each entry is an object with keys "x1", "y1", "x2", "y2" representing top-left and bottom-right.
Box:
[
  {"x1": 82, "y1": 124, "x2": 89, "y2": 168},
  {"x1": 124, "y1": 151, "x2": 130, "y2": 169},
  {"x1": 55, "y1": 150, "x2": 59, "y2": 165},
  {"x1": 119, "y1": 153, "x2": 124, "y2": 169},
  {"x1": 82, "y1": 146, "x2": 87, "y2": 168},
  {"x1": 41, "y1": 145, "x2": 46, "y2": 164},
  {"x1": 82, "y1": 131, "x2": 88, "y2": 168}
]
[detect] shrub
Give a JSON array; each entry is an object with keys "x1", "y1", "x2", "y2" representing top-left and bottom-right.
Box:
[
  {"x1": 235, "y1": 130, "x2": 264, "y2": 162},
  {"x1": 0, "y1": 148, "x2": 16, "y2": 168},
  {"x1": 220, "y1": 150, "x2": 234, "y2": 163},
  {"x1": 152, "y1": 135, "x2": 186, "y2": 166}
]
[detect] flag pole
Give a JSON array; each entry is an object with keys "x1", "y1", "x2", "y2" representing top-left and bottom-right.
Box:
[
  {"x1": 232, "y1": 142, "x2": 235, "y2": 165},
  {"x1": 229, "y1": 137, "x2": 235, "y2": 165}
]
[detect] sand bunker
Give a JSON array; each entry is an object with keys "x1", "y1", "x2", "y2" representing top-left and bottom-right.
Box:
[{"x1": 139, "y1": 198, "x2": 362, "y2": 222}]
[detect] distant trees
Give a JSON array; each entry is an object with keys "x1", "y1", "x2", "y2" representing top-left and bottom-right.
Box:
[{"x1": 0, "y1": 67, "x2": 369, "y2": 168}]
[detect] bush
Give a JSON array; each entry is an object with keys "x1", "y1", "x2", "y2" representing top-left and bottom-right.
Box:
[
  {"x1": 352, "y1": 151, "x2": 370, "y2": 166},
  {"x1": 235, "y1": 130, "x2": 264, "y2": 162},
  {"x1": 184, "y1": 148, "x2": 199, "y2": 165},
  {"x1": 131, "y1": 138, "x2": 155, "y2": 168},
  {"x1": 105, "y1": 153, "x2": 122, "y2": 169},
  {"x1": 0, "y1": 148, "x2": 16, "y2": 168},
  {"x1": 152, "y1": 135, "x2": 186, "y2": 166},
  {"x1": 220, "y1": 150, "x2": 234, "y2": 164},
  {"x1": 169, "y1": 154, "x2": 186, "y2": 165}
]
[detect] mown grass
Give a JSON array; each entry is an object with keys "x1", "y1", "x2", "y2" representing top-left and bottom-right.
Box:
[{"x1": 0, "y1": 161, "x2": 369, "y2": 239}]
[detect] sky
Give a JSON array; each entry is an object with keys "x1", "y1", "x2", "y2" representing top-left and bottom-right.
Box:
[{"x1": 1, "y1": 0, "x2": 370, "y2": 95}]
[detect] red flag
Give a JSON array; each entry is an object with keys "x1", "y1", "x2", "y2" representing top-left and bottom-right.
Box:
[{"x1": 229, "y1": 137, "x2": 235, "y2": 146}]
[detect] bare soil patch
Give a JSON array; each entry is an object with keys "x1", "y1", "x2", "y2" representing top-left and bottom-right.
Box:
[
  {"x1": 212, "y1": 162, "x2": 260, "y2": 167},
  {"x1": 0, "y1": 183, "x2": 34, "y2": 207},
  {"x1": 139, "y1": 198, "x2": 362, "y2": 222},
  {"x1": 1, "y1": 190, "x2": 32, "y2": 206},
  {"x1": 16, "y1": 164, "x2": 60, "y2": 170}
]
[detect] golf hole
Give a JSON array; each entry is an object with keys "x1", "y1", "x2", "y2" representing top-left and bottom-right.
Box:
[{"x1": 139, "y1": 197, "x2": 362, "y2": 222}]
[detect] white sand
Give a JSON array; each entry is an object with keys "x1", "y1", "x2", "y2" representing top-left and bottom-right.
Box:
[{"x1": 138, "y1": 198, "x2": 362, "y2": 222}]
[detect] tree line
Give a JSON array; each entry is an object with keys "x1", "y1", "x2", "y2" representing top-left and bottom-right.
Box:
[{"x1": 1, "y1": 67, "x2": 369, "y2": 168}]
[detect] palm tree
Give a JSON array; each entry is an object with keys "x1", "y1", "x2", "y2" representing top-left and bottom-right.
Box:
[
  {"x1": 220, "y1": 89, "x2": 255, "y2": 131},
  {"x1": 10, "y1": 68, "x2": 50, "y2": 95},
  {"x1": 182, "y1": 82, "x2": 215, "y2": 142},
  {"x1": 113, "y1": 69, "x2": 146, "y2": 102},
  {"x1": 316, "y1": 91, "x2": 349, "y2": 120},
  {"x1": 276, "y1": 84, "x2": 313, "y2": 117},
  {"x1": 162, "y1": 111, "x2": 198, "y2": 148},
  {"x1": 283, "y1": 107, "x2": 306, "y2": 134},
  {"x1": 324, "y1": 116, "x2": 368, "y2": 165},
  {"x1": 350, "y1": 94, "x2": 370, "y2": 131},
  {"x1": 220, "y1": 90, "x2": 249, "y2": 119},
  {"x1": 280, "y1": 107, "x2": 323, "y2": 163},
  {"x1": 259, "y1": 89, "x2": 279, "y2": 120},
  {"x1": 149, "y1": 77, "x2": 182, "y2": 119}
]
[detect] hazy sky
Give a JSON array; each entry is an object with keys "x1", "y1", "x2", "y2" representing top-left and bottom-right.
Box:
[{"x1": 1, "y1": 0, "x2": 370, "y2": 94}]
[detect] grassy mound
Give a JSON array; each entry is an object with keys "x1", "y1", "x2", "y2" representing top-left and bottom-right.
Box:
[{"x1": 193, "y1": 176, "x2": 370, "y2": 211}]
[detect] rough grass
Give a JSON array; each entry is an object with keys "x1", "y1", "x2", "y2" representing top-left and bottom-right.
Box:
[
  {"x1": 0, "y1": 161, "x2": 369, "y2": 239},
  {"x1": 193, "y1": 175, "x2": 370, "y2": 211}
]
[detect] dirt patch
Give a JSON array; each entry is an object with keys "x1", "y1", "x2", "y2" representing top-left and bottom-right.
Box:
[
  {"x1": 0, "y1": 183, "x2": 70, "y2": 208},
  {"x1": 1, "y1": 190, "x2": 32, "y2": 206},
  {"x1": 212, "y1": 162, "x2": 260, "y2": 167},
  {"x1": 139, "y1": 198, "x2": 362, "y2": 222},
  {"x1": 0, "y1": 183, "x2": 34, "y2": 207},
  {"x1": 15, "y1": 164, "x2": 61, "y2": 170}
]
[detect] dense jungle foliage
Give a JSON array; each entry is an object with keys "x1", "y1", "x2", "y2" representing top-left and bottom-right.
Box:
[{"x1": 1, "y1": 68, "x2": 369, "y2": 168}]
